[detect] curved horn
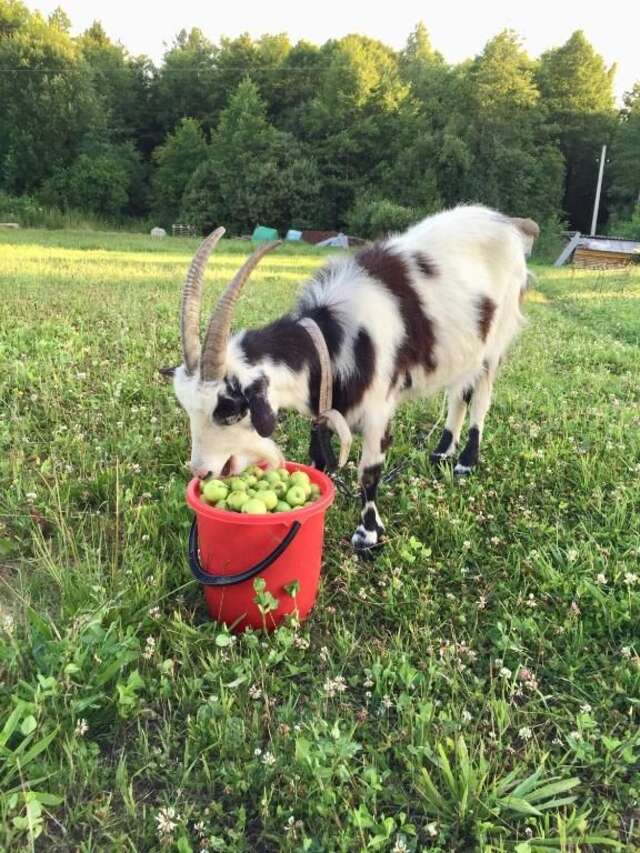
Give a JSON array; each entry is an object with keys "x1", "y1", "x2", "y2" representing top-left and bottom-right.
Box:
[
  {"x1": 180, "y1": 227, "x2": 226, "y2": 374},
  {"x1": 200, "y1": 240, "x2": 281, "y2": 382}
]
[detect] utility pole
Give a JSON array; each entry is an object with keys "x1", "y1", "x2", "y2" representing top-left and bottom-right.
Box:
[{"x1": 590, "y1": 144, "x2": 607, "y2": 236}]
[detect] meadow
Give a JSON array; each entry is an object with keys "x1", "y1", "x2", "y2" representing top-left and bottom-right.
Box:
[{"x1": 0, "y1": 228, "x2": 639, "y2": 852}]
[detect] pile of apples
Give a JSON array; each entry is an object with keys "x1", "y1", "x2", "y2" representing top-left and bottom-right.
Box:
[{"x1": 199, "y1": 466, "x2": 321, "y2": 514}]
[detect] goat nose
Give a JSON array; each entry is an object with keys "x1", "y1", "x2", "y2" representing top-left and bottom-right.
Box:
[{"x1": 191, "y1": 464, "x2": 211, "y2": 480}]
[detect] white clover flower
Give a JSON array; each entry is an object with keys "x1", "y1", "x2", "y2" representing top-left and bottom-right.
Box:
[
  {"x1": 392, "y1": 836, "x2": 409, "y2": 852},
  {"x1": 461, "y1": 710, "x2": 472, "y2": 724},
  {"x1": 499, "y1": 667, "x2": 512, "y2": 680},
  {"x1": 74, "y1": 718, "x2": 89, "y2": 737},
  {"x1": 248, "y1": 684, "x2": 262, "y2": 700},
  {"x1": 580, "y1": 703, "x2": 592, "y2": 714},
  {"x1": 518, "y1": 726, "x2": 533, "y2": 741},
  {"x1": 381, "y1": 695, "x2": 393, "y2": 709},
  {"x1": 426, "y1": 822, "x2": 438, "y2": 837},
  {"x1": 156, "y1": 806, "x2": 178, "y2": 837},
  {"x1": 143, "y1": 636, "x2": 156, "y2": 660},
  {"x1": 621, "y1": 646, "x2": 632, "y2": 658},
  {"x1": 596, "y1": 573, "x2": 607, "y2": 585},
  {"x1": 262, "y1": 751, "x2": 276, "y2": 766}
]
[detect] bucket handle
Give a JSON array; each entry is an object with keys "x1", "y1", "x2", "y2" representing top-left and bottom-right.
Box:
[{"x1": 188, "y1": 518, "x2": 302, "y2": 587}]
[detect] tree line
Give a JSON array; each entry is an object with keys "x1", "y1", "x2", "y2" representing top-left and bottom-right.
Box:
[{"x1": 1, "y1": 1, "x2": 639, "y2": 239}]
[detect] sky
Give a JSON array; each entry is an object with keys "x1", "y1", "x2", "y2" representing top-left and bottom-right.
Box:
[{"x1": 25, "y1": 0, "x2": 638, "y2": 103}]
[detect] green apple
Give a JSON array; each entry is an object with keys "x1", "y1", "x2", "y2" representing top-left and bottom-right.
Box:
[
  {"x1": 286, "y1": 485, "x2": 306, "y2": 507},
  {"x1": 289, "y1": 471, "x2": 310, "y2": 487},
  {"x1": 246, "y1": 488, "x2": 257, "y2": 498},
  {"x1": 290, "y1": 471, "x2": 311, "y2": 496},
  {"x1": 229, "y1": 477, "x2": 247, "y2": 492},
  {"x1": 244, "y1": 474, "x2": 258, "y2": 487},
  {"x1": 309, "y1": 483, "x2": 321, "y2": 499},
  {"x1": 273, "y1": 481, "x2": 287, "y2": 498},
  {"x1": 278, "y1": 467, "x2": 290, "y2": 480},
  {"x1": 248, "y1": 465, "x2": 264, "y2": 480},
  {"x1": 201, "y1": 479, "x2": 229, "y2": 504},
  {"x1": 241, "y1": 498, "x2": 268, "y2": 514},
  {"x1": 256, "y1": 480, "x2": 271, "y2": 491},
  {"x1": 215, "y1": 499, "x2": 229, "y2": 511},
  {"x1": 227, "y1": 490, "x2": 249, "y2": 511},
  {"x1": 275, "y1": 500, "x2": 292, "y2": 512},
  {"x1": 260, "y1": 490, "x2": 278, "y2": 510},
  {"x1": 264, "y1": 470, "x2": 281, "y2": 485}
]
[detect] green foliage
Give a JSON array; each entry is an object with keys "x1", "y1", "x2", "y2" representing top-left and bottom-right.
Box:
[
  {"x1": 0, "y1": 6, "x2": 637, "y2": 236},
  {"x1": 608, "y1": 84, "x2": 640, "y2": 221},
  {"x1": 39, "y1": 144, "x2": 142, "y2": 218},
  {"x1": 181, "y1": 79, "x2": 324, "y2": 234},
  {"x1": 607, "y1": 205, "x2": 640, "y2": 241},
  {"x1": 537, "y1": 31, "x2": 618, "y2": 232},
  {"x1": 151, "y1": 118, "x2": 209, "y2": 227},
  {"x1": 347, "y1": 196, "x2": 422, "y2": 238}
]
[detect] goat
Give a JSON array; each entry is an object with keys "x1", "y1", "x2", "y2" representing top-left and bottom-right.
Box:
[{"x1": 160, "y1": 205, "x2": 539, "y2": 552}]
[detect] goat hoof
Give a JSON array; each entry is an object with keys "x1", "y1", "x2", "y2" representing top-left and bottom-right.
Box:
[
  {"x1": 351, "y1": 525, "x2": 384, "y2": 560},
  {"x1": 430, "y1": 451, "x2": 454, "y2": 465},
  {"x1": 454, "y1": 463, "x2": 473, "y2": 476}
]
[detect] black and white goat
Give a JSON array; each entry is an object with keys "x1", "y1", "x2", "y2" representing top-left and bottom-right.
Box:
[{"x1": 161, "y1": 205, "x2": 538, "y2": 552}]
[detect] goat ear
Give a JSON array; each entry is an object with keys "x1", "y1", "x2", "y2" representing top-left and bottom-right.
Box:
[
  {"x1": 246, "y1": 379, "x2": 277, "y2": 437},
  {"x1": 158, "y1": 366, "x2": 177, "y2": 380}
]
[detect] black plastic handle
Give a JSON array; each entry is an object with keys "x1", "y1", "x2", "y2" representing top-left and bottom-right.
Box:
[{"x1": 188, "y1": 518, "x2": 301, "y2": 587}]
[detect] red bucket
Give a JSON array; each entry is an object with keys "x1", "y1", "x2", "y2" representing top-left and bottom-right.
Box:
[{"x1": 186, "y1": 462, "x2": 336, "y2": 632}]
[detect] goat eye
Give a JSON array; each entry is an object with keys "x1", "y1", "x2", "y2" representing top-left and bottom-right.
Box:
[{"x1": 213, "y1": 395, "x2": 247, "y2": 425}]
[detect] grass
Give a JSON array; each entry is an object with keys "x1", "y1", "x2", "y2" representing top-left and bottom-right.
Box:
[{"x1": 0, "y1": 228, "x2": 639, "y2": 852}]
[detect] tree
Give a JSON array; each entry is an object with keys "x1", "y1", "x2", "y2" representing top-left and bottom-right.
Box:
[
  {"x1": 181, "y1": 78, "x2": 324, "y2": 234},
  {"x1": 537, "y1": 31, "x2": 617, "y2": 230},
  {"x1": 151, "y1": 118, "x2": 208, "y2": 227},
  {"x1": 154, "y1": 28, "x2": 217, "y2": 134},
  {"x1": 461, "y1": 31, "x2": 564, "y2": 222},
  {"x1": 608, "y1": 83, "x2": 640, "y2": 221},
  {"x1": 0, "y1": 2, "x2": 104, "y2": 194},
  {"x1": 39, "y1": 143, "x2": 141, "y2": 218}
]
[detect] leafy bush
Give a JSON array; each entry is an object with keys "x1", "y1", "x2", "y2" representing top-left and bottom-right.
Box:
[
  {"x1": 607, "y1": 205, "x2": 640, "y2": 241},
  {"x1": 347, "y1": 197, "x2": 422, "y2": 239},
  {"x1": 530, "y1": 215, "x2": 567, "y2": 264},
  {"x1": 39, "y1": 144, "x2": 141, "y2": 219}
]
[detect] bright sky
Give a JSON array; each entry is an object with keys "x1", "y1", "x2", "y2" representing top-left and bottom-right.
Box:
[{"x1": 25, "y1": 0, "x2": 638, "y2": 103}]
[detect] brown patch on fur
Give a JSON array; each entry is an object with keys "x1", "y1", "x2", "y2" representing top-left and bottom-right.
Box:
[
  {"x1": 477, "y1": 296, "x2": 496, "y2": 342},
  {"x1": 414, "y1": 252, "x2": 438, "y2": 277},
  {"x1": 332, "y1": 328, "x2": 376, "y2": 415},
  {"x1": 358, "y1": 244, "x2": 437, "y2": 388},
  {"x1": 380, "y1": 428, "x2": 393, "y2": 454}
]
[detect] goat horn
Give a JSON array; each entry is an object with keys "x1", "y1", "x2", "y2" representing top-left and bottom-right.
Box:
[
  {"x1": 200, "y1": 240, "x2": 281, "y2": 382},
  {"x1": 180, "y1": 227, "x2": 226, "y2": 374}
]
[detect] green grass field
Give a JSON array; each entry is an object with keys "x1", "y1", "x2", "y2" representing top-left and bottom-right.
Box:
[{"x1": 1, "y1": 228, "x2": 639, "y2": 852}]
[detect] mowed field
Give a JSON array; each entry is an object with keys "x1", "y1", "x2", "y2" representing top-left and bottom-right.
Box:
[{"x1": 1, "y1": 228, "x2": 639, "y2": 852}]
